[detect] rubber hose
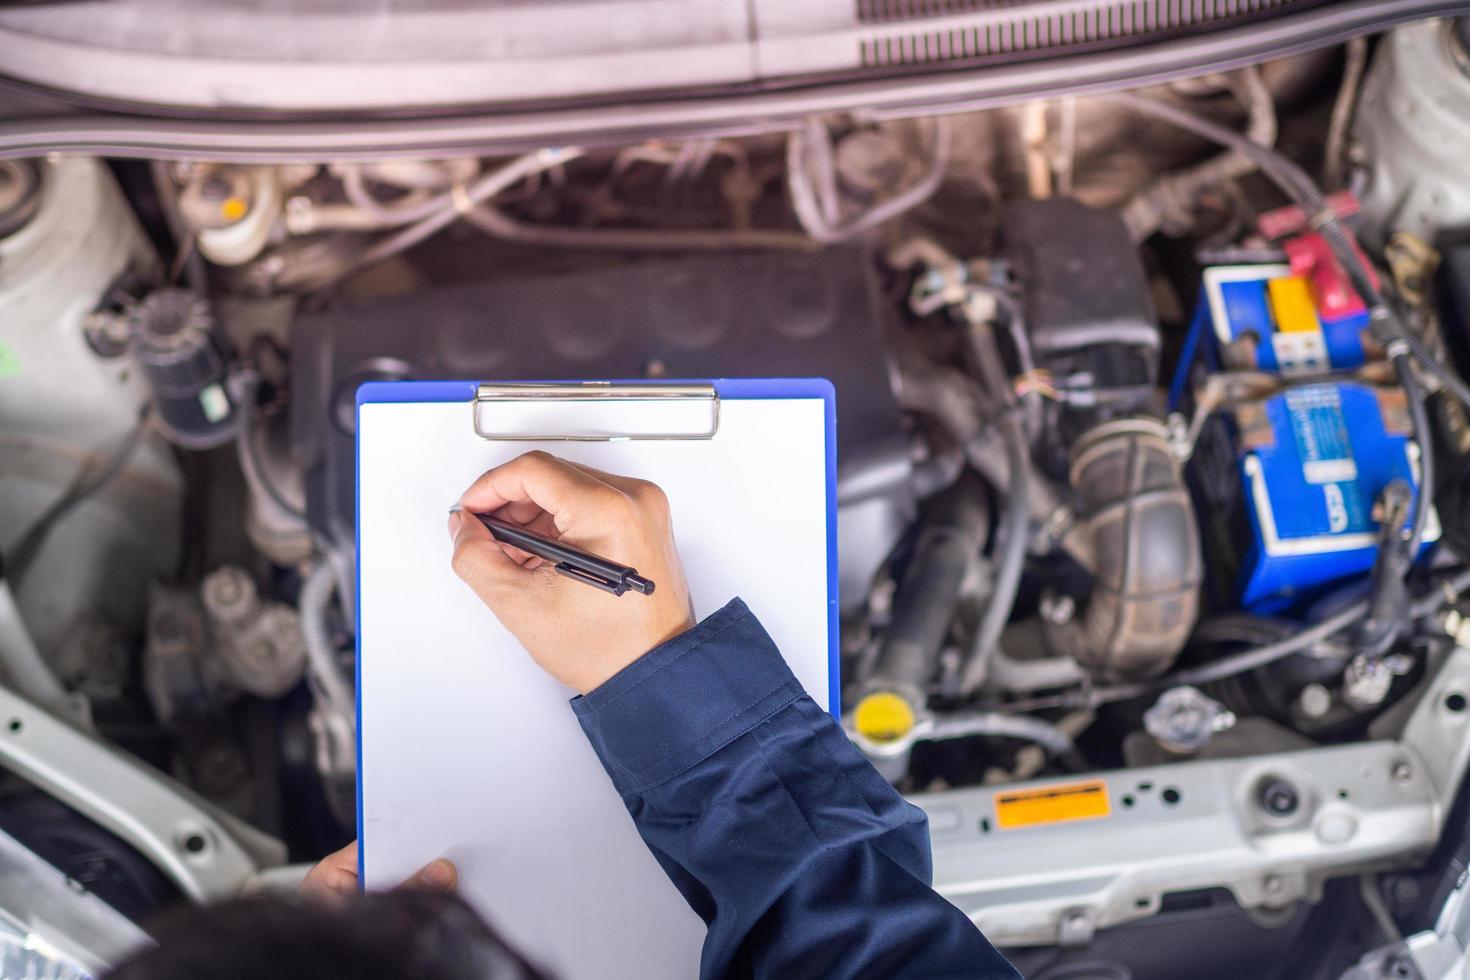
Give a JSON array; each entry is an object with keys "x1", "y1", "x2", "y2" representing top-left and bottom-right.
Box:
[
  {"x1": 299, "y1": 561, "x2": 355, "y2": 718},
  {"x1": 1043, "y1": 419, "x2": 1203, "y2": 679},
  {"x1": 863, "y1": 477, "x2": 989, "y2": 700},
  {"x1": 959, "y1": 411, "x2": 1030, "y2": 693},
  {"x1": 925, "y1": 711, "x2": 1077, "y2": 759}
]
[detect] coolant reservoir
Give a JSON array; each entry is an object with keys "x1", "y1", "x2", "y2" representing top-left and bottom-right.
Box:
[{"x1": 0, "y1": 157, "x2": 182, "y2": 684}]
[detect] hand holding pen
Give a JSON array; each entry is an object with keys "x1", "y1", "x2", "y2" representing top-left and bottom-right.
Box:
[{"x1": 447, "y1": 451, "x2": 696, "y2": 695}]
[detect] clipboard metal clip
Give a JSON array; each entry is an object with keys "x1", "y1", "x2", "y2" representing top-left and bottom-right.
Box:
[{"x1": 472, "y1": 382, "x2": 720, "y2": 442}]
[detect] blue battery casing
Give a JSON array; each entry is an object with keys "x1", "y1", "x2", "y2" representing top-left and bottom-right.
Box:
[
  {"x1": 1237, "y1": 382, "x2": 1433, "y2": 612},
  {"x1": 1202, "y1": 265, "x2": 1370, "y2": 374}
]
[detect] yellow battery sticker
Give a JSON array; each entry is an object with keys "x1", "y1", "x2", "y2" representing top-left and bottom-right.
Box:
[
  {"x1": 994, "y1": 780, "x2": 1111, "y2": 830},
  {"x1": 1267, "y1": 275, "x2": 1322, "y2": 334}
]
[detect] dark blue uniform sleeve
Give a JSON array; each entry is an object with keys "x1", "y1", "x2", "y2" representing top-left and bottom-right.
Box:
[{"x1": 572, "y1": 598, "x2": 1020, "y2": 980}]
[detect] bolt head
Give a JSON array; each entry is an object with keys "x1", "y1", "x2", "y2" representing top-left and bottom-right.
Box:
[{"x1": 1259, "y1": 779, "x2": 1300, "y2": 817}]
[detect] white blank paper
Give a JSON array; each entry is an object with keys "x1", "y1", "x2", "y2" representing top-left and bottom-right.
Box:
[{"x1": 357, "y1": 393, "x2": 832, "y2": 980}]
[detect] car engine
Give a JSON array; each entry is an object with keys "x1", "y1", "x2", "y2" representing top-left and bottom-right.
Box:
[{"x1": 4, "y1": 18, "x2": 1470, "y2": 978}]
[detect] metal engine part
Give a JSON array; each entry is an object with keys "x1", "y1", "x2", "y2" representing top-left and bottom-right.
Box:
[
  {"x1": 143, "y1": 586, "x2": 220, "y2": 725},
  {"x1": 292, "y1": 248, "x2": 915, "y2": 613},
  {"x1": 1143, "y1": 686, "x2": 1238, "y2": 755},
  {"x1": 1356, "y1": 19, "x2": 1470, "y2": 250},
  {"x1": 1046, "y1": 418, "x2": 1204, "y2": 678},
  {"x1": 127, "y1": 289, "x2": 237, "y2": 449},
  {"x1": 0, "y1": 156, "x2": 181, "y2": 678},
  {"x1": 146, "y1": 567, "x2": 307, "y2": 721},
  {"x1": 920, "y1": 644, "x2": 1470, "y2": 949},
  {"x1": 200, "y1": 565, "x2": 306, "y2": 699}
]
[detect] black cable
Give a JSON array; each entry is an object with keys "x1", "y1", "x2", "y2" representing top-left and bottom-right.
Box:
[
  {"x1": 1398, "y1": 356, "x2": 1434, "y2": 553},
  {"x1": 8, "y1": 404, "x2": 154, "y2": 585},
  {"x1": 1082, "y1": 566, "x2": 1470, "y2": 707}
]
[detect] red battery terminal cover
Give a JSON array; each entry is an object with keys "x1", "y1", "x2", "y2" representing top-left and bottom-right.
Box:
[
  {"x1": 1284, "y1": 233, "x2": 1379, "y2": 323},
  {"x1": 1255, "y1": 191, "x2": 1378, "y2": 325}
]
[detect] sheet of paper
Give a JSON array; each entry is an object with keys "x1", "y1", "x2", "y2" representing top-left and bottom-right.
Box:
[{"x1": 357, "y1": 394, "x2": 831, "y2": 980}]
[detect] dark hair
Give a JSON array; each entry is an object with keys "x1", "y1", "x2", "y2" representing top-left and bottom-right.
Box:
[{"x1": 106, "y1": 889, "x2": 549, "y2": 980}]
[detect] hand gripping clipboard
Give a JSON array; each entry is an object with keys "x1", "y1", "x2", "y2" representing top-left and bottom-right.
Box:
[{"x1": 355, "y1": 379, "x2": 838, "y2": 980}]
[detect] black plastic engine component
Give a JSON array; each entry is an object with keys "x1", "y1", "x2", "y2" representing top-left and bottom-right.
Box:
[
  {"x1": 291, "y1": 249, "x2": 914, "y2": 606},
  {"x1": 1004, "y1": 198, "x2": 1160, "y2": 454},
  {"x1": 1046, "y1": 418, "x2": 1203, "y2": 679},
  {"x1": 0, "y1": 792, "x2": 178, "y2": 920},
  {"x1": 128, "y1": 288, "x2": 237, "y2": 449},
  {"x1": 861, "y1": 475, "x2": 989, "y2": 704}
]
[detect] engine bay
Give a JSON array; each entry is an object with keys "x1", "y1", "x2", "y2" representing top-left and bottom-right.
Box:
[{"x1": 4, "y1": 19, "x2": 1470, "y2": 977}]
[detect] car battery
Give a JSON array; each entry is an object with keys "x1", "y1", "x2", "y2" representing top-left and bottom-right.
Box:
[
  {"x1": 1201, "y1": 260, "x2": 1372, "y2": 375},
  {"x1": 1232, "y1": 382, "x2": 1435, "y2": 611},
  {"x1": 1187, "y1": 241, "x2": 1434, "y2": 612}
]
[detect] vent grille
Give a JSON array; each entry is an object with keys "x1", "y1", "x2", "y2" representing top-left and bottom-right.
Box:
[
  {"x1": 858, "y1": 0, "x2": 1302, "y2": 66},
  {"x1": 859, "y1": 0, "x2": 1046, "y2": 24}
]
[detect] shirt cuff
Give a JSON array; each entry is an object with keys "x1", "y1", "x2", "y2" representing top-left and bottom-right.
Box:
[{"x1": 571, "y1": 598, "x2": 805, "y2": 795}]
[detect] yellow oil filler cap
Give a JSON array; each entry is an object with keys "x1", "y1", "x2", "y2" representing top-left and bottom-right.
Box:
[{"x1": 853, "y1": 691, "x2": 917, "y2": 743}]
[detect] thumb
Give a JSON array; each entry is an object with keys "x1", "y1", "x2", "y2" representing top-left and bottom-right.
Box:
[
  {"x1": 401, "y1": 857, "x2": 458, "y2": 892},
  {"x1": 448, "y1": 509, "x2": 531, "y2": 598}
]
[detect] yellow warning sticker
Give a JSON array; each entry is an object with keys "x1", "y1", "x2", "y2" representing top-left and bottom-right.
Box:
[{"x1": 994, "y1": 779, "x2": 1111, "y2": 830}]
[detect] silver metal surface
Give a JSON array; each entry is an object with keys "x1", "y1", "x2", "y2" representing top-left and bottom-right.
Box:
[
  {"x1": 473, "y1": 382, "x2": 720, "y2": 442},
  {"x1": 0, "y1": 157, "x2": 181, "y2": 682},
  {"x1": 0, "y1": 826, "x2": 149, "y2": 975},
  {"x1": 1356, "y1": 19, "x2": 1470, "y2": 249},
  {"x1": 1344, "y1": 869, "x2": 1470, "y2": 979},
  {"x1": 918, "y1": 646, "x2": 1470, "y2": 948},
  {"x1": 0, "y1": 685, "x2": 283, "y2": 902},
  {"x1": 0, "y1": 1, "x2": 1462, "y2": 162}
]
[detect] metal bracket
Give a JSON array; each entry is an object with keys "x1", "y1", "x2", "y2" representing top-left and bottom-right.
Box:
[
  {"x1": 919, "y1": 647, "x2": 1470, "y2": 948},
  {"x1": 0, "y1": 686, "x2": 282, "y2": 902},
  {"x1": 472, "y1": 382, "x2": 720, "y2": 441}
]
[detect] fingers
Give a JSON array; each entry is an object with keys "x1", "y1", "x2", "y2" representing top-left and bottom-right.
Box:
[
  {"x1": 449, "y1": 509, "x2": 534, "y2": 593},
  {"x1": 301, "y1": 842, "x2": 455, "y2": 905},
  {"x1": 301, "y1": 841, "x2": 359, "y2": 904},
  {"x1": 560, "y1": 460, "x2": 671, "y2": 520},
  {"x1": 401, "y1": 858, "x2": 458, "y2": 892},
  {"x1": 459, "y1": 451, "x2": 626, "y2": 536}
]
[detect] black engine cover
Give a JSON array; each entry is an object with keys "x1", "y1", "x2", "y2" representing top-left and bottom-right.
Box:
[{"x1": 290, "y1": 248, "x2": 913, "y2": 604}]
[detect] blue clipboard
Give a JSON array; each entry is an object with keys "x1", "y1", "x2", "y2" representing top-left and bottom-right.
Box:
[{"x1": 353, "y1": 378, "x2": 840, "y2": 915}]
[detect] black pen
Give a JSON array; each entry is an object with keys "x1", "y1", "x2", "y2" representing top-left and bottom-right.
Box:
[{"x1": 451, "y1": 507, "x2": 656, "y2": 597}]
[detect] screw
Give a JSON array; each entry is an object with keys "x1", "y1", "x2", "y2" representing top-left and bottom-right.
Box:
[
  {"x1": 1259, "y1": 779, "x2": 1299, "y2": 817},
  {"x1": 1393, "y1": 762, "x2": 1414, "y2": 785},
  {"x1": 1264, "y1": 874, "x2": 1285, "y2": 896},
  {"x1": 1392, "y1": 876, "x2": 1421, "y2": 907}
]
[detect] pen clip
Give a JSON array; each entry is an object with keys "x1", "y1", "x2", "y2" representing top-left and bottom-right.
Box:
[{"x1": 554, "y1": 563, "x2": 624, "y2": 595}]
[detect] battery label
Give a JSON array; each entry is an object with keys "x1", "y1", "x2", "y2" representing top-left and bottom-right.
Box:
[
  {"x1": 1285, "y1": 386, "x2": 1359, "y2": 485},
  {"x1": 994, "y1": 780, "x2": 1111, "y2": 830}
]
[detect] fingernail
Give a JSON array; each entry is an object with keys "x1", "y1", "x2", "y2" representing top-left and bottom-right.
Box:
[
  {"x1": 447, "y1": 510, "x2": 462, "y2": 538},
  {"x1": 421, "y1": 859, "x2": 456, "y2": 890}
]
